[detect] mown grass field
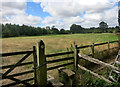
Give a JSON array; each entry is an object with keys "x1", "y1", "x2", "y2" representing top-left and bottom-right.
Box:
[{"x1": 2, "y1": 33, "x2": 118, "y2": 54}]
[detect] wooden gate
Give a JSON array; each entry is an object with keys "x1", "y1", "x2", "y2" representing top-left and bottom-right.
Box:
[{"x1": 1, "y1": 50, "x2": 34, "y2": 87}]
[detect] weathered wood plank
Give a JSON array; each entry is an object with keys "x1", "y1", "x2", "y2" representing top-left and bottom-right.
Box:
[
  {"x1": 94, "y1": 40, "x2": 118, "y2": 46},
  {"x1": 94, "y1": 62, "x2": 114, "y2": 72},
  {"x1": 110, "y1": 40, "x2": 119, "y2": 43},
  {"x1": 47, "y1": 57, "x2": 73, "y2": 64},
  {"x1": 46, "y1": 51, "x2": 74, "y2": 57},
  {"x1": 2, "y1": 70, "x2": 34, "y2": 79},
  {"x1": 47, "y1": 62, "x2": 74, "y2": 71},
  {"x1": 62, "y1": 69, "x2": 75, "y2": 77},
  {"x1": 2, "y1": 77, "x2": 34, "y2": 87},
  {"x1": 78, "y1": 64, "x2": 112, "y2": 83},
  {"x1": 1, "y1": 61, "x2": 33, "y2": 69},
  {"x1": 1, "y1": 51, "x2": 33, "y2": 57},
  {"x1": 78, "y1": 53, "x2": 120, "y2": 72},
  {"x1": 8, "y1": 77, "x2": 31, "y2": 86},
  {"x1": 77, "y1": 40, "x2": 118, "y2": 49},
  {"x1": 47, "y1": 75, "x2": 64, "y2": 87},
  {"x1": 77, "y1": 45, "x2": 91, "y2": 49}
]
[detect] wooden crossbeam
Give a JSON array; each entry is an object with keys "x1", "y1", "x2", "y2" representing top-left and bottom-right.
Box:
[
  {"x1": 78, "y1": 64, "x2": 112, "y2": 83},
  {"x1": 2, "y1": 52, "x2": 32, "y2": 78},
  {"x1": 94, "y1": 62, "x2": 114, "y2": 72},
  {"x1": 2, "y1": 78, "x2": 34, "y2": 87},
  {"x1": 2, "y1": 70, "x2": 34, "y2": 79},
  {"x1": 2, "y1": 51, "x2": 33, "y2": 57},
  {"x1": 79, "y1": 53, "x2": 120, "y2": 72},
  {"x1": 8, "y1": 77, "x2": 31, "y2": 86}
]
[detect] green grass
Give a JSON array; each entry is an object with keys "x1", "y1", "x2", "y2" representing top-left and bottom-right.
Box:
[{"x1": 2, "y1": 33, "x2": 118, "y2": 54}]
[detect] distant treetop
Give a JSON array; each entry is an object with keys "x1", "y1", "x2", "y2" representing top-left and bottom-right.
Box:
[{"x1": 99, "y1": 21, "x2": 108, "y2": 29}]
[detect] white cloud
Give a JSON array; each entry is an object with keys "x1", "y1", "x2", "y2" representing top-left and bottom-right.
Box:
[
  {"x1": 103, "y1": 6, "x2": 118, "y2": 26},
  {"x1": 40, "y1": 0, "x2": 113, "y2": 17},
  {"x1": 41, "y1": 0, "x2": 118, "y2": 29},
  {"x1": 1, "y1": 1, "x2": 42, "y2": 26},
  {"x1": 7, "y1": 14, "x2": 42, "y2": 26},
  {"x1": 1, "y1": 0, "x2": 119, "y2": 29},
  {"x1": 83, "y1": 13, "x2": 102, "y2": 21},
  {"x1": 1, "y1": 1, "x2": 26, "y2": 16},
  {"x1": 42, "y1": 16, "x2": 84, "y2": 29}
]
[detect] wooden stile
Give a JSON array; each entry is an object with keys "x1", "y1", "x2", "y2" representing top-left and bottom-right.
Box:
[{"x1": 36, "y1": 40, "x2": 47, "y2": 86}]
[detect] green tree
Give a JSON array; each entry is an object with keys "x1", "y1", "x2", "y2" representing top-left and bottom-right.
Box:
[{"x1": 70, "y1": 24, "x2": 83, "y2": 33}]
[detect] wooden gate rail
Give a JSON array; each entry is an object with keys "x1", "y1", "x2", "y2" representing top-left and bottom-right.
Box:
[
  {"x1": 46, "y1": 51, "x2": 74, "y2": 57},
  {"x1": 2, "y1": 77, "x2": 34, "y2": 87},
  {"x1": 1, "y1": 50, "x2": 33, "y2": 57},
  {"x1": 47, "y1": 62, "x2": 74, "y2": 71},
  {"x1": 47, "y1": 57, "x2": 74, "y2": 64},
  {"x1": 1, "y1": 51, "x2": 34, "y2": 87},
  {"x1": 77, "y1": 40, "x2": 119, "y2": 49},
  {"x1": 2, "y1": 70, "x2": 34, "y2": 79},
  {"x1": 1, "y1": 61, "x2": 33, "y2": 69},
  {"x1": 77, "y1": 40, "x2": 119, "y2": 57}
]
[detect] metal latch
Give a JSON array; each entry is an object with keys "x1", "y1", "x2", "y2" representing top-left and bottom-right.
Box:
[{"x1": 33, "y1": 62, "x2": 47, "y2": 69}]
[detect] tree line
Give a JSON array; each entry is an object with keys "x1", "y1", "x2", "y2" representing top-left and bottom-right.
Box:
[{"x1": 1, "y1": 23, "x2": 120, "y2": 37}]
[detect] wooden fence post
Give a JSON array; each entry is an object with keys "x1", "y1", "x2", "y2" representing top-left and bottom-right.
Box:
[
  {"x1": 74, "y1": 45, "x2": 79, "y2": 72},
  {"x1": 36, "y1": 40, "x2": 47, "y2": 86},
  {"x1": 108, "y1": 41, "x2": 110, "y2": 51},
  {"x1": 33, "y1": 46, "x2": 37, "y2": 86},
  {"x1": 91, "y1": 43, "x2": 95, "y2": 58},
  {"x1": 118, "y1": 39, "x2": 120, "y2": 49}
]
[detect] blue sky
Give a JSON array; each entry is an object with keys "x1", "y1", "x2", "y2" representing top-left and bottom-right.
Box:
[
  {"x1": 118, "y1": 1, "x2": 120, "y2": 7},
  {"x1": 26, "y1": 2, "x2": 50, "y2": 19},
  {"x1": 25, "y1": 2, "x2": 50, "y2": 27},
  {"x1": 1, "y1": 0, "x2": 119, "y2": 29}
]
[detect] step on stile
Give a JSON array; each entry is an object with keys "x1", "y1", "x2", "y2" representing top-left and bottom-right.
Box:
[{"x1": 47, "y1": 75, "x2": 64, "y2": 87}]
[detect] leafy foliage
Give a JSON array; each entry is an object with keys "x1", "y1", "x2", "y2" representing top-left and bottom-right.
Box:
[
  {"x1": 2, "y1": 24, "x2": 69, "y2": 37},
  {"x1": 2, "y1": 23, "x2": 120, "y2": 38}
]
